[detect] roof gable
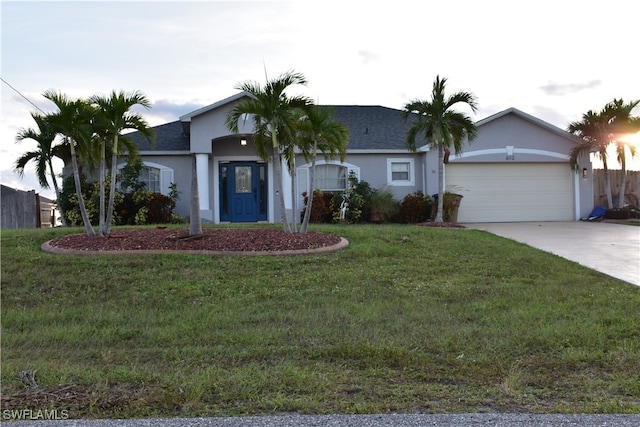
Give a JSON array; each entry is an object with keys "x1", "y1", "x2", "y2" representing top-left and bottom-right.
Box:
[
  {"x1": 477, "y1": 107, "x2": 578, "y2": 144},
  {"x1": 179, "y1": 91, "x2": 251, "y2": 122}
]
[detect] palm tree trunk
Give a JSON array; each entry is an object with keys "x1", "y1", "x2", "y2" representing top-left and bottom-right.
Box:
[
  {"x1": 69, "y1": 138, "x2": 95, "y2": 236},
  {"x1": 98, "y1": 141, "x2": 107, "y2": 236},
  {"x1": 47, "y1": 159, "x2": 68, "y2": 226},
  {"x1": 103, "y1": 134, "x2": 119, "y2": 236},
  {"x1": 618, "y1": 144, "x2": 627, "y2": 208},
  {"x1": 300, "y1": 144, "x2": 317, "y2": 234},
  {"x1": 272, "y1": 135, "x2": 292, "y2": 233},
  {"x1": 435, "y1": 144, "x2": 444, "y2": 223},
  {"x1": 189, "y1": 154, "x2": 202, "y2": 235},
  {"x1": 602, "y1": 159, "x2": 613, "y2": 208},
  {"x1": 289, "y1": 156, "x2": 298, "y2": 233}
]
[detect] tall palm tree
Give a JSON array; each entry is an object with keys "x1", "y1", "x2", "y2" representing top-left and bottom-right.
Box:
[
  {"x1": 403, "y1": 75, "x2": 478, "y2": 222},
  {"x1": 568, "y1": 109, "x2": 616, "y2": 208},
  {"x1": 226, "y1": 70, "x2": 313, "y2": 232},
  {"x1": 297, "y1": 105, "x2": 349, "y2": 234},
  {"x1": 89, "y1": 90, "x2": 154, "y2": 236},
  {"x1": 604, "y1": 99, "x2": 640, "y2": 208},
  {"x1": 14, "y1": 113, "x2": 69, "y2": 225},
  {"x1": 44, "y1": 90, "x2": 97, "y2": 236}
]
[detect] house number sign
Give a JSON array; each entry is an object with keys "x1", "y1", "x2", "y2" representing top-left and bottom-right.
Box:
[{"x1": 505, "y1": 146, "x2": 515, "y2": 161}]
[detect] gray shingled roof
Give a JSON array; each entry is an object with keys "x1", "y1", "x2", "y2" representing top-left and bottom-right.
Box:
[
  {"x1": 128, "y1": 105, "x2": 414, "y2": 152},
  {"x1": 126, "y1": 121, "x2": 189, "y2": 152},
  {"x1": 326, "y1": 105, "x2": 412, "y2": 150}
]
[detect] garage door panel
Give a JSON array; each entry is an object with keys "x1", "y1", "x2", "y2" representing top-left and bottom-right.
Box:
[{"x1": 446, "y1": 163, "x2": 573, "y2": 222}]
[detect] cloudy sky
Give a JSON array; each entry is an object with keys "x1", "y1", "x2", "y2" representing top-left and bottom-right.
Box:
[{"x1": 2, "y1": 0, "x2": 639, "y2": 199}]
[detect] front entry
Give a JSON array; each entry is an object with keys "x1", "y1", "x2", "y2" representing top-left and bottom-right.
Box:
[{"x1": 219, "y1": 162, "x2": 268, "y2": 222}]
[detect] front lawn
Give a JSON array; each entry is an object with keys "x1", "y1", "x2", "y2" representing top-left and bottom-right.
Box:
[{"x1": 1, "y1": 224, "x2": 639, "y2": 418}]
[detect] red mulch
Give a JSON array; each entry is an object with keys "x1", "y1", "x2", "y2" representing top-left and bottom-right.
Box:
[
  {"x1": 46, "y1": 228, "x2": 343, "y2": 253},
  {"x1": 45, "y1": 223, "x2": 464, "y2": 254}
]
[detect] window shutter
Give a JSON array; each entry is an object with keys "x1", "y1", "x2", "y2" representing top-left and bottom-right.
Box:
[{"x1": 160, "y1": 169, "x2": 173, "y2": 195}]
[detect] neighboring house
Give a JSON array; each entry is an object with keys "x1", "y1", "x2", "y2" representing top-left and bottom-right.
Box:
[{"x1": 126, "y1": 92, "x2": 594, "y2": 223}]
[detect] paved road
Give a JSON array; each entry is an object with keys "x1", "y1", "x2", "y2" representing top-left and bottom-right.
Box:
[{"x1": 6, "y1": 414, "x2": 640, "y2": 426}]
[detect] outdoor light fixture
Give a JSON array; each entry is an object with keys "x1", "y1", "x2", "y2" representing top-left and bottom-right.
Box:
[
  {"x1": 582, "y1": 168, "x2": 588, "y2": 179},
  {"x1": 240, "y1": 139, "x2": 247, "y2": 146}
]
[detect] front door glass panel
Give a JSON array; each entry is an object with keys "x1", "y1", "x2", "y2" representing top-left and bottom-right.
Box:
[{"x1": 235, "y1": 166, "x2": 252, "y2": 194}]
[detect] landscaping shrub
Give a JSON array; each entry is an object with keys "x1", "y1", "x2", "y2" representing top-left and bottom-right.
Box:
[
  {"x1": 58, "y1": 174, "x2": 178, "y2": 226},
  {"x1": 399, "y1": 191, "x2": 432, "y2": 223},
  {"x1": 332, "y1": 172, "x2": 374, "y2": 223},
  {"x1": 301, "y1": 190, "x2": 336, "y2": 224},
  {"x1": 146, "y1": 193, "x2": 176, "y2": 224},
  {"x1": 369, "y1": 187, "x2": 399, "y2": 223}
]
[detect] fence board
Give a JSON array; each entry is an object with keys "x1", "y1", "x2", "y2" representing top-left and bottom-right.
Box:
[
  {"x1": 1, "y1": 185, "x2": 40, "y2": 229},
  {"x1": 592, "y1": 169, "x2": 640, "y2": 208}
]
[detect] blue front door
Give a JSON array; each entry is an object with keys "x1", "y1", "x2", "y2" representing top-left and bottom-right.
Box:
[{"x1": 219, "y1": 162, "x2": 268, "y2": 222}]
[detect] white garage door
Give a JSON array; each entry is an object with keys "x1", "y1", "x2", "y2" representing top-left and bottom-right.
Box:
[{"x1": 446, "y1": 163, "x2": 574, "y2": 222}]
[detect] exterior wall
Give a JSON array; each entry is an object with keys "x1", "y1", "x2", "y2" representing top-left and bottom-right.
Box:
[
  {"x1": 136, "y1": 154, "x2": 192, "y2": 218},
  {"x1": 189, "y1": 99, "x2": 254, "y2": 154},
  {"x1": 451, "y1": 114, "x2": 577, "y2": 164},
  {"x1": 295, "y1": 151, "x2": 425, "y2": 203}
]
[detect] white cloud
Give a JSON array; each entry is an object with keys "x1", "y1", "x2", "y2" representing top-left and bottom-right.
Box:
[{"x1": 539, "y1": 80, "x2": 603, "y2": 96}]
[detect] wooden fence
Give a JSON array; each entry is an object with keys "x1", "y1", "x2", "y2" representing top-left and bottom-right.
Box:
[
  {"x1": 1, "y1": 185, "x2": 56, "y2": 229},
  {"x1": 592, "y1": 169, "x2": 640, "y2": 208}
]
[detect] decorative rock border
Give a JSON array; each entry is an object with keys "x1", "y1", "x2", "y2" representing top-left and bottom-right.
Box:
[{"x1": 41, "y1": 237, "x2": 349, "y2": 257}]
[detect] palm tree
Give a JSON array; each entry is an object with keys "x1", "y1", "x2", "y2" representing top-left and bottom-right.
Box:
[
  {"x1": 44, "y1": 90, "x2": 97, "y2": 236},
  {"x1": 568, "y1": 109, "x2": 613, "y2": 207},
  {"x1": 603, "y1": 99, "x2": 640, "y2": 208},
  {"x1": 89, "y1": 90, "x2": 154, "y2": 236},
  {"x1": 403, "y1": 75, "x2": 478, "y2": 222},
  {"x1": 226, "y1": 70, "x2": 313, "y2": 232},
  {"x1": 297, "y1": 105, "x2": 349, "y2": 234},
  {"x1": 14, "y1": 113, "x2": 69, "y2": 225}
]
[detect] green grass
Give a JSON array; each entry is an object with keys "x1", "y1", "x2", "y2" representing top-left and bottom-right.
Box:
[{"x1": 2, "y1": 224, "x2": 639, "y2": 418}]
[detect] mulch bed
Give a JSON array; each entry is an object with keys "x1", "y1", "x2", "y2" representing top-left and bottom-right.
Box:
[{"x1": 45, "y1": 228, "x2": 344, "y2": 253}]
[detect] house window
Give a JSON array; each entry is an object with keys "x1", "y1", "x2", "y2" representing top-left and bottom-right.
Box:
[
  {"x1": 387, "y1": 158, "x2": 415, "y2": 186},
  {"x1": 140, "y1": 166, "x2": 161, "y2": 193},
  {"x1": 316, "y1": 164, "x2": 348, "y2": 191},
  {"x1": 118, "y1": 161, "x2": 174, "y2": 195}
]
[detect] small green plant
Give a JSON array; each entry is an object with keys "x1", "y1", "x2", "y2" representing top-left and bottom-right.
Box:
[
  {"x1": 369, "y1": 186, "x2": 398, "y2": 223},
  {"x1": 168, "y1": 182, "x2": 181, "y2": 203}
]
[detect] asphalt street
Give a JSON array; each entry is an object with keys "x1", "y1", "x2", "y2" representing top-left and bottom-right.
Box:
[{"x1": 6, "y1": 414, "x2": 640, "y2": 426}]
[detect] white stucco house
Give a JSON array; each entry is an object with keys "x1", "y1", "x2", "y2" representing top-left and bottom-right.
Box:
[{"x1": 126, "y1": 92, "x2": 594, "y2": 224}]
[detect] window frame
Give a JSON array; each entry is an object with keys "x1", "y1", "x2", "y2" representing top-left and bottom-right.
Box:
[
  {"x1": 386, "y1": 158, "x2": 415, "y2": 186},
  {"x1": 117, "y1": 161, "x2": 174, "y2": 195}
]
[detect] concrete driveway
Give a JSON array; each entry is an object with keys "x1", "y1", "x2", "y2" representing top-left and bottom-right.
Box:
[{"x1": 464, "y1": 221, "x2": 640, "y2": 286}]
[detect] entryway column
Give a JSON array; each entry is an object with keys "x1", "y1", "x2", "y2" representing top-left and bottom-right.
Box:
[{"x1": 196, "y1": 153, "x2": 211, "y2": 214}]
